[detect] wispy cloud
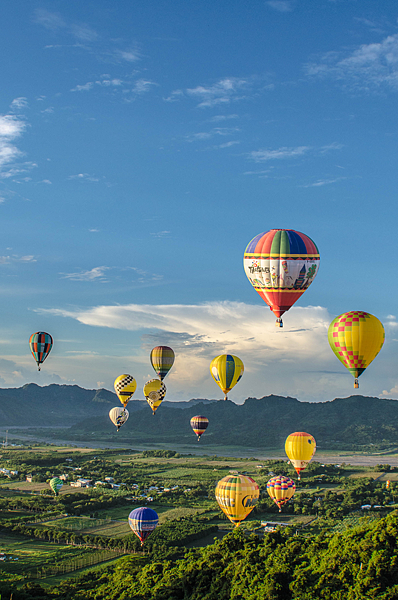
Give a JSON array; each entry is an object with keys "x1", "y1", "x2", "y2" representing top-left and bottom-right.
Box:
[
  {"x1": 266, "y1": 1, "x2": 294, "y2": 12},
  {"x1": 301, "y1": 177, "x2": 347, "y2": 188},
  {"x1": 305, "y1": 33, "x2": 398, "y2": 92},
  {"x1": 68, "y1": 173, "x2": 101, "y2": 182},
  {"x1": 166, "y1": 77, "x2": 263, "y2": 108},
  {"x1": 10, "y1": 98, "x2": 28, "y2": 112},
  {"x1": 150, "y1": 231, "x2": 171, "y2": 238},
  {"x1": 0, "y1": 255, "x2": 37, "y2": 264},
  {"x1": 185, "y1": 127, "x2": 240, "y2": 143},
  {"x1": 60, "y1": 266, "x2": 109, "y2": 282},
  {"x1": 249, "y1": 146, "x2": 311, "y2": 162}
]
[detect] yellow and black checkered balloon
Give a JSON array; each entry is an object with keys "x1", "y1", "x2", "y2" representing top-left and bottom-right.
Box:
[{"x1": 114, "y1": 374, "x2": 137, "y2": 407}]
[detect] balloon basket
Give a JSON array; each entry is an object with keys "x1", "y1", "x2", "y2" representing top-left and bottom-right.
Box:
[
  {"x1": 354, "y1": 379, "x2": 359, "y2": 389},
  {"x1": 275, "y1": 318, "x2": 283, "y2": 328}
]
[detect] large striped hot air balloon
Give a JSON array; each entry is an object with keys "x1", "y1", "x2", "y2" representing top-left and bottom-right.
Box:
[
  {"x1": 114, "y1": 374, "x2": 137, "y2": 408},
  {"x1": 210, "y1": 354, "x2": 244, "y2": 400},
  {"x1": 29, "y1": 332, "x2": 53, "y2": 371},
  {"x1": 190, "y1": 415, "x2": 209, "y2": 441},
  {"x1": 328, "y1": 311, "x2": 385, "y2": 389},
  {"x1": 267, "y1": 476, "x2": 296, "y2": 512},
  {"x1": 128, "y1": 507, "x2": 158, "y2": 546},
  {"x1": 285, "y1": 432, "x2": 316, "y2": 480},
  {"x1": 215, "y1": 473, "x2": 259, "y2": 526},
  {"x1": 243, "y1": 229, "x2": 320, "y2": 327},
  {"x1": 150, "y1": 346, "x2": 175, "y2": 381},
  {"x1": 143, "y1": 379, "x2": 166, "y2": 415}
]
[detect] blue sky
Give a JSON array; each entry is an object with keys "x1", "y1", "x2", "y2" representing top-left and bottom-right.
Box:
[{"x1": 1, "y1": 0, "x2": 398, "y2": 403}]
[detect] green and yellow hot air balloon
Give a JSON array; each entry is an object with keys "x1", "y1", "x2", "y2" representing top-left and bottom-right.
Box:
[
  {"x1": 49, "y1": 477, "x2": 63, "y2": 496},
  {"x1": 150, "y1": 346, "x2": 175, "y2": 381},
  {"x1": 328, "y1": 311, "x2": 385, "y2": 388},
  {"x1": 210, "y1": 354, "x2": 244, "y2": 400},
  {"x1": 215, "y1": 473, "x2": 259, "y2": 526}
]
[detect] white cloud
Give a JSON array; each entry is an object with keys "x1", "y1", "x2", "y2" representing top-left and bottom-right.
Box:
[
  {"x1": 132, "y1": 79, "x2": 157, "y2": 94},
  {"x1": 187, "y1": 77, "x2": 251, "y2": 108},
  {"x1": 0, "y1": 255, "x2": 37, "y2": 264},
  {"x1": 301, "y1": 177, "x2": 347, "y2": 188},
  {"x1": 266, "y1": 1, "x2": 294, "y2": 12},
  {"x1": 150, "y1": 231, "x2": 170, "y2": 238},
  {"x1": 249, "y1": 146, "x2": 311, "y2": 162},
  {"x1": 10, "y1": 98, "x2": 28, "y2": 111},
  {"x1": 60, "y1": 266, "x2": 109, "y2": 282},
  {"x1": 185, "y1": 127, "x2": 240, "y2": 143},
  {"x1": 0, "y1": 115, "x2": 26, "y2": 171},
  {"x1": 305, "y1": 33, "x2": 398, "y2": 91},
  {"x1": 68, "y1": 173, "x2": 101, "y2": 182},
  {"x1": 70, "y1": 82, "x2": 94, "y2": 92}
]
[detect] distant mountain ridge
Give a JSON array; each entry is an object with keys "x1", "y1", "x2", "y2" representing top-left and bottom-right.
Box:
[{"x1": 1, "y1": 384, "x2": 398, "y2": 449}]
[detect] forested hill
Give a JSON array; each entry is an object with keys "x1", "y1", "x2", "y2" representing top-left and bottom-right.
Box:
[{"x1": 1, "y1": 383, "x2": 398, "y2": 449}]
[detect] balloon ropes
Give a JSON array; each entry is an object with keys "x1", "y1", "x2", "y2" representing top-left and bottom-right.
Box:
[
  {"x1": 49, "y1": 477, "x2": 63, "y2": 496},
  {"x1": 328, "y1": 311, "x2": 385, "y2": 389},
  {"x1": 190, "y1": 415, "x2": 209, "y2": 441},
  {"x1": 243, "y1": 229, "x2": 320, "y2": 327},
  {"x1": 210, "y1": 354, "x2": 244, "y2": 400},
  {"x1": 285, "y1": 432, "x2": 316, "y2": 480},
  {"x1": 114, "y1": 374, "x2": 137, "y2": 408},
  {"x1": 267, "y1": 476, "x2": 296, "y2": 512},
  {"x1": 144, "y1": 379, "x2": 166, "y2": 415},
  {"x1": 109, "y1": 407, "x2": 129, "y2": 431},
  {"x1": 215, "y1": 474, "x2": 259, "y2": 526},
  {"x1": 128, "y1": 507, "x2": 159, "y2": 546},
  {"x1": 29, "y1": 332, "x2": 53, "y2": 371},
  {"x1": 150, "y1": 346, "x2": 175, "y2": 380}
]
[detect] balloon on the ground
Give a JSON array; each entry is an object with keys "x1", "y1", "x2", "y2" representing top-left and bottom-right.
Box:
[
  {"x1": 128, "y1": 507, "x2": 159, "y2": 546},
  {"x1": 267, "y1": 475, "x2": 296, "y2": 512},
  {"x1": 150, "y1": 346, "x2": 175, "y2": 380},
  {"x1": 190, "y1": 415, "x2": 209, "y2": 441},
  {"x1": 114, "y1": 374, "x2": 137, "y2": 407},
  {"x1": 143, "y1": 378, "x2": 166, "y2": 415},
  {"x1": 29, "y1": 332, "x2": 53, "y2": 371},
  {"x1": 215, "y1": 473, "x2": 259, "y2": 526},
  {"x1": 49, "y1": 477, "x2": 63, "y2": 496},
  {"x1": 285, "y1": 432, "x2": 316, "y2": 480},
  {"x1": 210, "y1": 354, "x2": 244, "y2": 400},
  {"x1": 243, "y1": 229, "x2": 320, "y2": 327},
  {"x1": 328, "y1": 311, "x2": 385, "y2": 389},
  {"x1": 109, "y1": 407, "x2": 129, "y2": 431}
]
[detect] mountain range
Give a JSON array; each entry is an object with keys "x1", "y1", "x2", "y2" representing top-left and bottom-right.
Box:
[{"x1": 2, "y1": 384, "x2": 398, "y2": 450}]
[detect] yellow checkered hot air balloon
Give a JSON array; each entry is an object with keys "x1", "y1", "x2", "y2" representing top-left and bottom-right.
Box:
[
  {"x1": 328, "y1": 311, "x2": 385, "y2": 389},
  {"x1": 114, "y1": 374, "x2": 137, "y2": 408},
  {"x1": 210, "y1": 354, "x2": 244, "y2": 400},
  {"x1": 285, "y1": 432, "x2": 316, "y2": 480},
  {"x1": 143, "y1": 378, "x2": 166, "y2": 415},
  {"x1": 215, "y1": 473, "x2": 259, "y2": 526}
]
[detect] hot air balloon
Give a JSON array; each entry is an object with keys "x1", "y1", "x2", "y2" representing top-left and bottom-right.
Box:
[
  {"x1": 386, "y1": 480, "x2": 390, "y2": 490},
  {"x1": 215, "y1": 473, "x2": 259, "y2": 526},
  {"x1": 210, "y1": 354, "x2": 244, "y2": 400},
  {"x1": 109, "y1": 407, "x2": 129, "y2": 431},
  {"x1": 285, "y1": 432, "x2": 316, "y2": 480},
  {"x1": 267, "y1": 476, "x2": 296, "y2": 512},
  {"x1": 150, "y1": 346, "x2": 175, "y2": 381},
  {"x1": 190, "y1": 415, "x2": 209, "y2": 441},
  {"x1": 143, "y1": 379, "x2": 166, "y2": 415},
  {"x1": 29, "y1": 332, "x2": 53, "y2": 371},
  {"x1": 114, "y1": 374, "x2": 137, "y2": 408},
  {"x1": 128, "y1": 507, "x2": 159, "y2": 546},
  {"x1": 328, "y1": 311, "x2": 385, "y2": 389},
  {"x1": 49, "y1": 477, "x2": 63, "y2": 496},
  {"x1": 243, "y1": 229, "x2": 320, "y2": 327}
]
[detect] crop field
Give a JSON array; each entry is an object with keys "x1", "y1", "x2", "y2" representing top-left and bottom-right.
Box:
[
  {"x1": 332, "y1": 511, "x2": 385, "y2": 532},
  {"x1": 0, "y1": 533, "x2": 95, "y2": 575}
]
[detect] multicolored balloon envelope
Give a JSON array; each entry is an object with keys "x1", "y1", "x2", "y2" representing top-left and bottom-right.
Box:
[
  {"x1": 243, "y1": 229, "x2": 320, "y2": 327},
  {"x1": 109, "y1": 407, "x2": 129, "y2": 431},
  {"x1": 143, "y1": 379, "x2": 166, "y2": 415},
  {"x1": 215, "y1": 474, "x2": 259, "y2": 526},
  {"x1": 210, "y1": 354, "x2": 244, "y2": 400},
  {"x1": 285, "y1": 432, "x2": 316, "y2": 480},
  {"x1": 150, "y1": 346, "x2": 175, "y2": 381},
  {"x1": 128, "y1": 507, "x2": 159, "y2": 546},
  {"x1": 114, "y1": 374, "x2": 137, "y2": 407},
  {"x1": 49, "y1": 477, "x2": 63, "y2": 496},
  {"x1": 328, "y1": 311, "x2": 385, "y2": 389},
  {"x1": 267, "y1": 476, "x2": 296, "y2": 512},
  {"x1": 190, "y1": 415, "x2": 209, "y2": 441},
  {"x1": 29, "y1": 332, "x2": 53, "y2": 371}
]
